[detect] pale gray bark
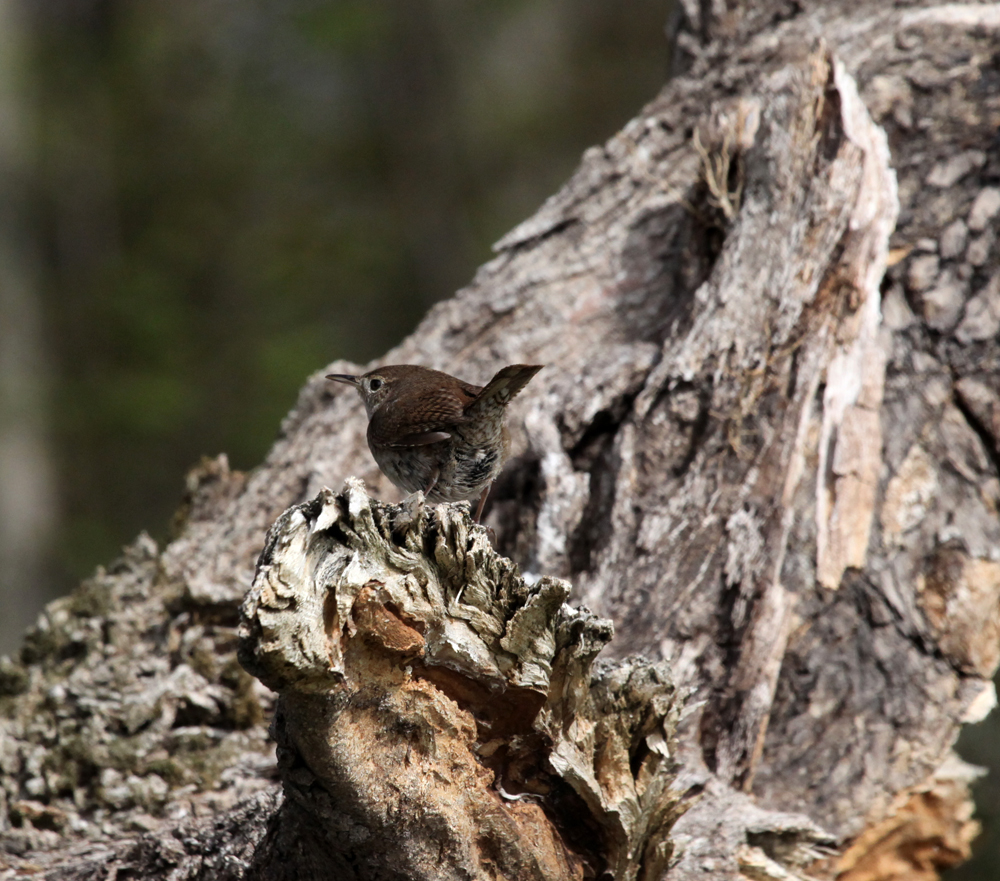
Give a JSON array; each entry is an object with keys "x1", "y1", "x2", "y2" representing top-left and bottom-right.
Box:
[{"x1": 2, "y1": 1, "x2": 999, "y2": 879}]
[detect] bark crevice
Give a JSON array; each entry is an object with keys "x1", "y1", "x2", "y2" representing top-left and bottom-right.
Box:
[{"x1": 2, "y1": 3, "x2": 998, "y2": 878}]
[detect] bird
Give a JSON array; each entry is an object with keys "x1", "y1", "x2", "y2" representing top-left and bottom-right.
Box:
[{"x1": 326, "y1": 363, "x2": 543, "y2": 522}]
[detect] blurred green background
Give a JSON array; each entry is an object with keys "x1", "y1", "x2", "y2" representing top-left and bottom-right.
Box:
[
  {"x1": 1, "y1": 0, "x2": 672, "y2": 642},
  {"x1": 0, "y1": 1, "x2": 996, "y2": 878}
]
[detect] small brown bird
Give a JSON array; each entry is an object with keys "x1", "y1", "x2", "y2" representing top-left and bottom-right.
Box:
[{"x1": 327, "y1": 363, "x2": 542, "y2": 522}]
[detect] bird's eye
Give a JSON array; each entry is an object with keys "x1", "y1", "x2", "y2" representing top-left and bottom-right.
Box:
[{"x1": 368, "y1": 378, "x2": 384, "y2": 391}]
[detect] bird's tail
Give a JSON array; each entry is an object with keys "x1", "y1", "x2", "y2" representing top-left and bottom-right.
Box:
[{"x1": 468, "y1": 364, "x2": 543, "y2": 413}]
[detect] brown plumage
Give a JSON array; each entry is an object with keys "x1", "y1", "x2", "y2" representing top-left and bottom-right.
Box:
[{"x1": 326, "y1": 363, "x2": 543, "y2": 522}]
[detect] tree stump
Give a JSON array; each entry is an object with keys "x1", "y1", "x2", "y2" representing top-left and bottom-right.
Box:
[{"x1": 2, "y1": 1, "x2": 999, "y2": 878}]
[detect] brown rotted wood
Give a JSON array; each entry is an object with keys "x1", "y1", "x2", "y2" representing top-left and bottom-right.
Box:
[{"x1": 6, "y1": 1, "x2": 1000, "y2": 879}]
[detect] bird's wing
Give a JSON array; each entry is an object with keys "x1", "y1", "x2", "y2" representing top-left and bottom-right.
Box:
[
  {"x1": 393, "y1": 430, "x2": 452, "y2": 446},
  {"x1": 368, "y1": 382, "x2": 482, "y2": 448}
]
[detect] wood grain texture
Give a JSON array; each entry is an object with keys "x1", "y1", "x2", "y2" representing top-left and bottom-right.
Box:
[
  {"x1": 3, "y1": 1, "x2": 999, "y2": 878},
  {"x1": 237, "y1": 482, "x2": 680, "y2": 880}
]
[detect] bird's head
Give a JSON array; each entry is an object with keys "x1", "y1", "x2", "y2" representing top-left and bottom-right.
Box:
[{"x1": 326, "y1": 370, "x2": 394, "y2": 418}]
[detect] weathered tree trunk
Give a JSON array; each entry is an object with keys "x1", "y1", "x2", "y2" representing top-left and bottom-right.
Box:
[
  {"x1": 3, "y1": 1, "x2": 999, "y2": 878},
  {"x1": 237, "y1": 484, "x2": 681, "y2": 880}
]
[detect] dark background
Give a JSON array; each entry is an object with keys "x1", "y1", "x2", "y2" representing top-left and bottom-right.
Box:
[
  {"x1": 0, "y1": 1, "x2": 995, "y2": 877},
  {"x1": 4, "y1": 0, "x2": 672, "y2": 633}
]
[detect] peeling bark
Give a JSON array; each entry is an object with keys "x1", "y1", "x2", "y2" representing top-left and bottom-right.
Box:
[
  {"x1": 238, "y1": 482, "x2": 680, "y2": 880},
  {"x1": 2, "y1": 1, "x2": 999, "y2": 879}
]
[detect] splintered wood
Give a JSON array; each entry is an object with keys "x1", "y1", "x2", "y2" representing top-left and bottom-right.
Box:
[{"x1": 238, "y1": 481, "x2": 681, "y2": 880}]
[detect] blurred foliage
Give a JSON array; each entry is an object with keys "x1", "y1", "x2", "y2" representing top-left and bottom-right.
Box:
[{"x1": 27, "y1": 0, "x2": 673, "y2": 586}]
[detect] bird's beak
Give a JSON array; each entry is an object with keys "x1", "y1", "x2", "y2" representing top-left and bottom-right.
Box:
[{"x1": 326, "y1": 374, "x2": 360, "y2": 386}]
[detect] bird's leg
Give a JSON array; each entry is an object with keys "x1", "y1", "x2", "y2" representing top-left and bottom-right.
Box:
[
  {"x1": 423, "y1": 468, "x2": 440, "y2": 499},
  {"x1": 473, "y1": 485, "x2": 491, "y2": 524}
]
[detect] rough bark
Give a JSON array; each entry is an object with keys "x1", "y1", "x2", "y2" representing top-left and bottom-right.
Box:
[
  {"x1": 2, "y1": 0, "x2": 1000, "y2": 878},
  {"x1": 237, "y1": 482, "x2": 680, "y2": 880}
]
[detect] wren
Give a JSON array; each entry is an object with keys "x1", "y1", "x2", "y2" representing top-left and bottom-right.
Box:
[{"x1": 326, "y1": 363, "x2": 542, "y2": 523}]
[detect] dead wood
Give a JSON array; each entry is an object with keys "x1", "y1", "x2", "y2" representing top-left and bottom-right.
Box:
[
  {"x1": 2, "y1": 1, "x2": 1000, "y2": 879},
  {"x1": 237, "y1": 482, "x2": 679, "y2": 880}
]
